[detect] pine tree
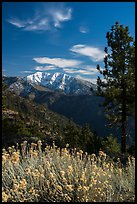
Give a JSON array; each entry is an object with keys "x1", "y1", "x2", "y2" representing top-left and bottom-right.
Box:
[
  {"x1": 101, "y1": 134, "x2": 120, "y2": 157},
  {"x1": 64, "y1": 119, "x2": 80, "y2": 148},
  {"x1": 96, "y1": 22, "x2": 135, "y2": 153},
  {"x1": 79, "y1": 124, "x2": 102, "y2": 154}
]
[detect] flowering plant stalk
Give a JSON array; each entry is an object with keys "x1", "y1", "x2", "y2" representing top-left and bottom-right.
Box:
[{"x1": 2, "y1": 141, "x2": 135, "y2": 202}]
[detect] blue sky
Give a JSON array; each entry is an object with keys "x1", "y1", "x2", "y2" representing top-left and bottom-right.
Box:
[{"x1": 2, "y1": 2, "x2": 135, "y2": 84}]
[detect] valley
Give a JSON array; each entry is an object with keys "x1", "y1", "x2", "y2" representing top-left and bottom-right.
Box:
[{"x1": 3, "y1": 72, "x2": 135, "y2": 148}]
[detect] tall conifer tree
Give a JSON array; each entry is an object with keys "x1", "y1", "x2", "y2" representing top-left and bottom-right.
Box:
[{"x1": 97, "y1": 22, "x2": 135, "y2": 153}]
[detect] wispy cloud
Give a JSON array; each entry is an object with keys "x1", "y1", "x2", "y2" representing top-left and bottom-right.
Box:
[
  {"x1": 62, "y1": 63, "x2": 104, "y2": 84},
  {"x1": 33, "y1": 57, "x2": 82, "y2": 68},
  {"x1": 20, "y1": 70, "x2": 33, "y2": 74},
  {"x1": 70, "y1": 44, "x2": 105, "y2": 62},
  {"x1": 51, "y1": 8, "x2": 72, "y2": 28},
  {"x1": 24, "y1": 18, "x2": 50, "y2": 31},
  {"x1": 7, "y1": 4, "x2": 72, "y2": 32},
  {"x1": 8, "y1": 18, "x2": 26, "y2": 28},
  {"x1": 33, "y1": 55, "x2": 102, "y2": 80},
  {"x1": 79, "y1": 26, "x2": 89, "y2": 34},
  {"x1": 34, "y1": 65, "x2": 57, "y2": 71},
  {"x1": 63, "y1": 68, "x2": 97, "y2": 75}
]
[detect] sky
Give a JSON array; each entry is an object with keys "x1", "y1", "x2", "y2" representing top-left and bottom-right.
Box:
[{"x1": 2, "y1": 2, "x2": 135, "y2": 84}]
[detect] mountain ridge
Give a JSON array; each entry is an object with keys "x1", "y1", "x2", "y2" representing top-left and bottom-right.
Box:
[{"x1": 25, "y1": 71, "x2": 97, "y2": 95}]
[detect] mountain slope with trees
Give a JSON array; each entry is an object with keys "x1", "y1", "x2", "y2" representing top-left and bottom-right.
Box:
[
  {"x1": 2, "y1": 87, "x2": 103, "y2": 154},
  {"x1": 3, "y1": 75, "x2": 135, "y2": 145}
]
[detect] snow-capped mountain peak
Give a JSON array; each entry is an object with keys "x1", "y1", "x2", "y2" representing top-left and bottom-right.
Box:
[{"x1": 24, "y1": 71, "x2": 97, "y2": 95}]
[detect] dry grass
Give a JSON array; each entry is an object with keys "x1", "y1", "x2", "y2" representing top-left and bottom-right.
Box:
[{"x1": 2, "y1": 141, "x2": 135, "y2": 202}]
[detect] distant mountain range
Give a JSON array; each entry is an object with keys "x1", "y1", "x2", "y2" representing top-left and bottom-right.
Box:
[
  {"x1": 25, "y1": 72, "x2": 97, "y2": 95},
  {"x1": 3, "y1": 72, "x2": 96, "y2": 96},
  {"x1": 3, "y1": 72, "x2": 135, "y2": 145}
]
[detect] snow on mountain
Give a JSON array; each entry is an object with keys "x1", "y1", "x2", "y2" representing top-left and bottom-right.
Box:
[
  {"x1": 3, "y1": 72, "x2": 97, "y2": 95},
  {"x1": 25, "y1": 72, "x2": 97, "y2": 95}
]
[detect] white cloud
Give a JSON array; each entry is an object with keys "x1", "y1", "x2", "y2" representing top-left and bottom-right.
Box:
[
  {"x1": 7, "y1": 5, "x2": 72, "y2": 32},
  {"x1": 8, "y1": 17, "x2": 50, "y2": 31},
  {"x1": 33, "y1": 57, "x2": 82, "y2": 68},
  {"x1": 63, "y1": 68, "x2": 97, "y2": 75},
  {"x1": 20, "y1": 70, "x2": 33, "y2": 74},
  {"x1": 63, "y1": 68, "x2": 78, "y2": 74},
  {"x1": 70, "y1": 44, "x2": 105, "y2": 62},
  {"x1": 79, "y1": 26, "x2": 88, "y2": 34},
  {"x1": 24, "y1": 17, "x2": 50, "y2": 31},
  {"x1": 63, "y1": 65, "x2": 103, "y2": 83},
  {"x1": 34, "y1": 65, "x2": 57, "y2": 71},
  {"x1": 8, "y1": 18, "x2": 26, "y2": 28},
  {"x1": 52, "y1": 8, "x2": 72, "y2": 28}
]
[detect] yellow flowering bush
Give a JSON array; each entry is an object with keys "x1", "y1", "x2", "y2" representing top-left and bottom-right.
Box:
[{"x1": 2, "y1": 141, "x2": 135, "y2": 202}]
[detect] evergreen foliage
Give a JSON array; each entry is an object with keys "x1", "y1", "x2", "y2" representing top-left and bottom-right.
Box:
[
  {"x1": 2, "y1": 90, "x2": 101, "y2": 154},
  {"x1": 101, "y1": 134, "x2": 120, "y2": 157},
  {"x1": 96, "y1": 22, "x2": 135, "y2": 153}
]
